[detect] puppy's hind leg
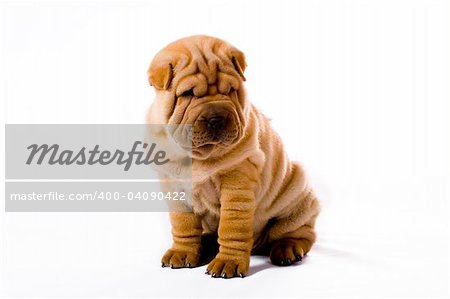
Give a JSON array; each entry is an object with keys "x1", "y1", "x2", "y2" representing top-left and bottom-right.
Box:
[
  {"x1": 269, "y1": 222, "x2": 317, "y2": 266},
  {"x1": 267, "y1": 191, "x2": 320, "y2": 266}
]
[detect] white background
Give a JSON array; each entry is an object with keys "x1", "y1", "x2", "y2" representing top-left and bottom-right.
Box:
[{"x1": 0, "y1": 0, "x2": 449, "y2": 297}]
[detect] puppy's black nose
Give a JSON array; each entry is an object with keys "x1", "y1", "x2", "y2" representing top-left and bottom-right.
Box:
[{"x1": 207, "y1": 116, "x2": 226, "y2": 132}]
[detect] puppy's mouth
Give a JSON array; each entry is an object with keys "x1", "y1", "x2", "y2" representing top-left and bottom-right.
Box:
[
  {"x1": 167, "y1": 117, "x2": 239, "y2": 159},
  {"x1": 168, "y1": 98, "x2": 244, "y2": 159},
  {"x1": 192, "y1": 112, "x2": 240, "y2": 150},
  {"x1": 192, "y1": 144, "x2": 215, "y2": 158}
]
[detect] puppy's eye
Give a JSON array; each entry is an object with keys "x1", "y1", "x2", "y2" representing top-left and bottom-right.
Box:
[{"x1": 180, "y1": 89, "x2": 194, "y2": 97}]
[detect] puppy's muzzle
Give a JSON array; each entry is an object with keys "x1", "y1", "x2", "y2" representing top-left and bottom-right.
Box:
[
  {"x1": 191, "y1": 101, "x2": 240, "y2": 148},
  {"x1": 207, "y1": 116, "x2": 227, "y2": 134}
]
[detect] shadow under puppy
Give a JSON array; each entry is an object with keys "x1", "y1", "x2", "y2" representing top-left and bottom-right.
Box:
[{"x1": 147, "y1": 35, "x2": 320, "y2": 278}]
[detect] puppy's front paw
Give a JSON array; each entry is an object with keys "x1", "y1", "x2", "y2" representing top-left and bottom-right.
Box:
[
  {"x1": 161, "y1": 249, "x2": 200, "y2": 269},
  {"x1": 206, "y1": 255, "x2": 249, "y2": 278}
]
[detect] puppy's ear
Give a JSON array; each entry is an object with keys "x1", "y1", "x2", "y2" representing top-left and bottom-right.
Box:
[
  {"x1": 148, "y1": 56, "x2": 174, "y2": 90},
  {"x1": 231, "y1": 50, "x2": 247, "y2": 81}
]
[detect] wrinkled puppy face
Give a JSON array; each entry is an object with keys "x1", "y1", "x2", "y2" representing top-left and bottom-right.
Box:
[{"x1": 148, "y1": 35, "x2": 248, "y2": 159}]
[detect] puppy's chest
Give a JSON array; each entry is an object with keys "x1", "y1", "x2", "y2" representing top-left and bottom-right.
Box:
[{"x1": 192, "y1": 177, "x2": 222, "y2": 216}]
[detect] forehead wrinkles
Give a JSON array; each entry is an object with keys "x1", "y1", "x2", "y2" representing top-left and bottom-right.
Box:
[
  {"x1": 217, "y1": 72, "x2": 239, "y2": 94},
  {"x1": 193, "y1": 40, "x2": 218, "y2": 84},
  {"x1": 176, "y1": 73, "x2": 208, "y2": 96},
  {"x1": 171, "y1": 40, "x2": 238, "y2": 89}
]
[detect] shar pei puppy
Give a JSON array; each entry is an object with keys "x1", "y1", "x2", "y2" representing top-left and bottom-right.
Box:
[{"x1": 146, "y1": 35, "x2": 320, "y2": 278}]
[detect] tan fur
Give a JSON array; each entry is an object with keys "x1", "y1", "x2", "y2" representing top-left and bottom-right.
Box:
[{"x1": 147, "y1": 35, "x2": 320, "y2": 278}]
